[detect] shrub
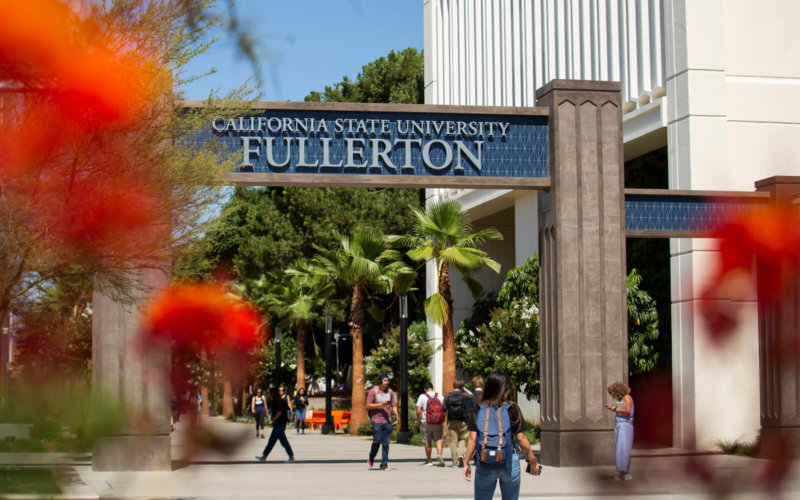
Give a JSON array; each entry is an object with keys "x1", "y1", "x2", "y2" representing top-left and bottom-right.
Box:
[
  {"x1": 29, "y1": 420, "x2": 62, "y2": 441},
  {"x1": 365, "y1": 321, "x2": 434, "y2": 395},
  {"x1": 714, "y1": 436, "x2": 760, "y2": 456},
  {"x1": 358, "y1": 420, "x2": 373, "y2": 436}
]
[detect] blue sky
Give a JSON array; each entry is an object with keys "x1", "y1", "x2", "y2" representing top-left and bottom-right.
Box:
[{"x1": 180, "y1": 0, "x2": 423, "y2": 101}]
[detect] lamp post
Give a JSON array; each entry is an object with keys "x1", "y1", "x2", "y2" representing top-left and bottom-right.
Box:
[
  {"x1": 321, "y1": 314, "x2": 335, "y2": 434},
  {"x1": 397, "y1": 294, "x2": 412, "y2": 444},
  {"x1": 274, "y1": 327, "x2": 281, "y2": 389}
]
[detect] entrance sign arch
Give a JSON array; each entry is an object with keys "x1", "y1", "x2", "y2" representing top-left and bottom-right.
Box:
[
  {"x1": 93, "y1": 80, "x2": 629, "y2": 470},
  {"x1": 93, "y1": 80, "x2": 789, "y2": 470}
]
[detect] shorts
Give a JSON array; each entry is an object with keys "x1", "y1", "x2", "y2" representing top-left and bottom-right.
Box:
[{"x1": 421, "y1": 422, "x2": 444, "y2": 443}]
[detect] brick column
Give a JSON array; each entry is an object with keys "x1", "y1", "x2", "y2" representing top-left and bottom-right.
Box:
[
  {"x1": 536, "y1": 80, "x2": 627, "y2": 466},
  {"x1": 92, "y1": 267, "x2": 171, "y2": 471},
  {"x1": 755, "y1": 176, "x2": 800, "y2": 447}
]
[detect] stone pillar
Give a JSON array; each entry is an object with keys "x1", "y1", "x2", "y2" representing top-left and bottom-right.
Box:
[
  {"x1": 92, "y1": 267, "x2": 171, "y2": 471},
  {"x1": 536, "y1": 80, "x2": 627, "y2": 467},
  {"x1": 755, "y1": 176, "x2": 800, "y2": 447}
]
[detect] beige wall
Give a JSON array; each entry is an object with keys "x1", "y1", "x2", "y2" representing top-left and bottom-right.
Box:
[{"x1": 665, "y1": 0, "x2": 800, "y2": 448}]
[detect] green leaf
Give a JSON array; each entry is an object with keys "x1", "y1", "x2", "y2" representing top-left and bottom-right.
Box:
[
  {"x1": 424, "y1": 293, "x2": 448, "y2": 326},
  {"x1": 367, "y1": 305, "x2": 385, "y2": 323}
]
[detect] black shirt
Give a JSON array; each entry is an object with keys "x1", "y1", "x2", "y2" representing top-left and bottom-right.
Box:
[
  {"x1": 293, "y1": 394, "x2": 308, "y2": 409},
  {"x1": 270, "y1": 397, "x2": 290, "y2": 423},
  {"x1": 467, "y1": 403, "x2": 526, "y2": 435}
]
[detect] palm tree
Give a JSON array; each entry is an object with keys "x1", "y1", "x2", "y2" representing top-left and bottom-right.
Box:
[
  {"x1": 314, "y1": 231, "x2": 411, "y2": 435},
  {"x1": 392, "y1": 200, "x2": 502, "y2": 393},
  {"x1": 282, "y1": 260, "x2": 337, "y2": 390},
  {"x1": 245, "y1": 263, "x2": 335, "y2": 391}
]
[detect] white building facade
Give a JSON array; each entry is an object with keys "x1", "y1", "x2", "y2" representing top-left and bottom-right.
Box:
[{"x1": 424, "y1": 0, "x2": 800, "y2": 449}]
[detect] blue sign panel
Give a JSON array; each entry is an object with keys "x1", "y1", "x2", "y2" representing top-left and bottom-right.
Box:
[
  {"x1": 196, "y1": 108, "x2": 548, "y2": 181},
  {"x1": 625, "y1": 193, "x2": 769, "y2": 236}
]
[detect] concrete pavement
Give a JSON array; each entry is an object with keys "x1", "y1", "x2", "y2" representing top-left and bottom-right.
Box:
[{"x1": 3, "y1": 416, "x2": 799, "y2": 499}]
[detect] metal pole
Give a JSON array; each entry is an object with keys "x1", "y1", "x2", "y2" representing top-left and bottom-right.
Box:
[
  {"x1": 275, "y1": 327, "x2": 282, "y2": 389},
  {"x1": 397, "y1": 295, "x2": 412, "y2": 444},
  {"x1": 322, "y1": 314, "x2": 335, "y2": 434}
]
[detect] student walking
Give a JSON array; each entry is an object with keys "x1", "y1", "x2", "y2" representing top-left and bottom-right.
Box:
[
  {"x1": 293, "y1": 387, "x2": 309, "y2": 434},
  {"x1": 255, "y1": 387, "x2": 295, "y2": 463},
  {"x1": 365, "y1": 374, "x2": 398, "y2": 471},
  {"x1": 606, "y1": 382, "x2": 634, "y2": 480},
  {"x1": 416, "y1": 382, "x2": 446, "y2": 467},
  {"x1": 444, "y1": 377, "x2": 476, "y2": 467},
  {"x1": 463, "y1": 372, "x2": 540, "y2": 500},
  {"x1": 251, "y1": 388, "x2": 267, "y2": 439}
]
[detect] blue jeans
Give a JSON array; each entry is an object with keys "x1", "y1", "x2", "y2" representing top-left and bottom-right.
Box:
[
  {"x1": 474, "y1": 454, "x2": 521, "y2": 500},
  {"x1": 295, "y1": 408, "x2": 307, "y2": 433},
  {"x1": 369, "y1": 422, "x2": 392, "y2": 467}
]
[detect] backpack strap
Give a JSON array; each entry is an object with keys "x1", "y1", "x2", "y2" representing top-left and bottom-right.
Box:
[
  {"x1": 496, "y1": 407, "x2": 503, "y2": 463},
  {"x1": 425, "y1": 392, "x2": 432, "y2": 400},
  {"x1": 481, "y1": 405, "x2": 490, "y2": 463}
]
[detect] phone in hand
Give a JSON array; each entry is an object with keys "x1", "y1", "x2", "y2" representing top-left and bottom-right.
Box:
[{"x1": 527, "y1": 462, "x2": 543, "y2": 475}]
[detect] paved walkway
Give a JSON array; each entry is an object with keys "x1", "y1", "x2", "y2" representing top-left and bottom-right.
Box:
[{"x1": 3, "y1": 416, "x2": 799, "y2": 499}]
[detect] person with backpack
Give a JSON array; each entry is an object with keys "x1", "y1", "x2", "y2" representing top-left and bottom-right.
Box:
[
  {"x1": 416, "y1": 381, "x2": 446, "y2": 466},
  {"x1": 463, "y1": 372, "x2": 540, "y2": 500},
  {"x1": 443, "y1": 377, "x2": 476, "y2": 467}
]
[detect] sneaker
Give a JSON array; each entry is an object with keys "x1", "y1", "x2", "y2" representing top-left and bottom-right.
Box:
[
  {"x1": 380, "y1": 465, "x2": 391, "y2": 471},
  {"x1": 420, "y1": 461, "x2": 433, "y2": 466},
  {"x1": 285, "y1": 457, "x2": 296, "y2": 463},
  {"x1": 457, "y1": 455, "x2": 465, "y2": 467},
  {"x1": 449, "y1": 463, "x2": 460, "y2": 468},
  {"x1": 368, "y1": 456, "x2": 374, "y2": 468},
  {"x1": 623, "y1": 474, "x2": 632, "y2": 481},
  {"x1": 255, "y1": 456, "x2": 266, "y2": 462},
  {"x1": 437, "y1": 456, "x2": 445, "y2": 467}
]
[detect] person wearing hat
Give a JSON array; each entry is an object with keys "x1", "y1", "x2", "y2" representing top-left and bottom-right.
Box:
[{"x1": 365, "y1": 373, "x2": 398, "y2": 470}]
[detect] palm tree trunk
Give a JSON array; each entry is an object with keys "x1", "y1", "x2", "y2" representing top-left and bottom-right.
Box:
[
  {"x1": 296, "y1": 317, "x2": 306, "y2": 390},
  {"x1": 222, "y1": 379, "x2": 233, "y2": 417},
  {"x1": 349, "y1": 284, "x2": 368, "y2": 436},
  {"x1": 439, "y1": 261, "x2": 456, "y2": 394}
]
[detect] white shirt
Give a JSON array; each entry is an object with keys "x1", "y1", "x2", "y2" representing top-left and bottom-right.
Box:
[{"x1": 416, "y1": 390, "x2": 444, "y2": 424}]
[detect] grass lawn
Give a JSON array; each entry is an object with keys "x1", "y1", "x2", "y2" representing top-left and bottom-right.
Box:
[{"x1": 0, "y1": 468, "x2": 61, "y2": 494}]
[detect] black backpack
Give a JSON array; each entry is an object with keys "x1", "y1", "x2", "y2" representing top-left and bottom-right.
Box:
[{"x1": 446, "y1": 390, "x2": 467, "y2": 420}]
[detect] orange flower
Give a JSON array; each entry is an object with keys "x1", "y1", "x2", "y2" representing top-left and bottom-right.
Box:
[
  {"x1": 144, "y1": 283, "x2": 263, "y2": 354},
  {"x1": 701, "y1": 206, "x2": 800, "y2": 342},
  {"x1": 0, "y1": 0, "x2": 170, "y2": 259}
]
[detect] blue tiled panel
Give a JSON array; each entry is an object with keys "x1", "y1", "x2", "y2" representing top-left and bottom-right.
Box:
[
  {"x1": 190, "y1": 110, "x2": 548, "y2": 179},
  {"x1": 625, "y1": 194, "x2": 766, "y2": 233}
]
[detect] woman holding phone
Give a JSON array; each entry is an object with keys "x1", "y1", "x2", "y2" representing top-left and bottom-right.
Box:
[
  {"x1": 606, "y1": 382, "x2": 634, "y2": 480},
  {"x1": 463, "y1": 372, "x2": 540, "y2": 500}
]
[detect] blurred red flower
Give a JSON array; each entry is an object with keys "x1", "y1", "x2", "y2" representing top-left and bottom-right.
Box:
[
  {"x1": 0, "y1": 0, "x2": 170, "y2": 259},
  {"x1": 144, "y1": 283, "x2": 263, "y2": 354},
  {"x1": 701, "y1": 206, "x2": 800, "y2": 342}
]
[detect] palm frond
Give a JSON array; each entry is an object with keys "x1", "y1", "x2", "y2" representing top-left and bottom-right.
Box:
[
  {"x1": 407, "y1": 246, "x2": 434, "y2": 262},
  {"x1": 424, "y1": 292, "x2": 449, "y2": 326},
  {"x1": 461, "y1": 275, "x2": 485, "y2": 301}
]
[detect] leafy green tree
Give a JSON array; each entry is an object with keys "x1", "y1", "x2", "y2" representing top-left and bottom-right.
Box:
[
  {"x1": 457, "y1": 256, "x2": 661, "y2": 396},
  {"x1": 457, "y1": 299, "x2": 541, "y2": 400},
  {"x1": 364, "y1": 321, "x2": 434, "y2": 396},
  {"x1": 627, "y1": 269, "x2": 660, "y2": 374},
  {"x1": 313, "y1": 231, "x2": 410, "y2": 435},
  {"x1": 393, "y1": 200, "x2": 502, "y2": 394},
  {"x1": 497, "y1": 252, "x2": 539, "y2": 307},
  {"x1": 199, "y1": 186, "x2": 420, "y2": 281},
  {"x1": 258, "y1": 334, "x2": 297, "y2": 390},
  {"x1": 305, "y1": 48, "x2": 424, "y2": 104}
]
